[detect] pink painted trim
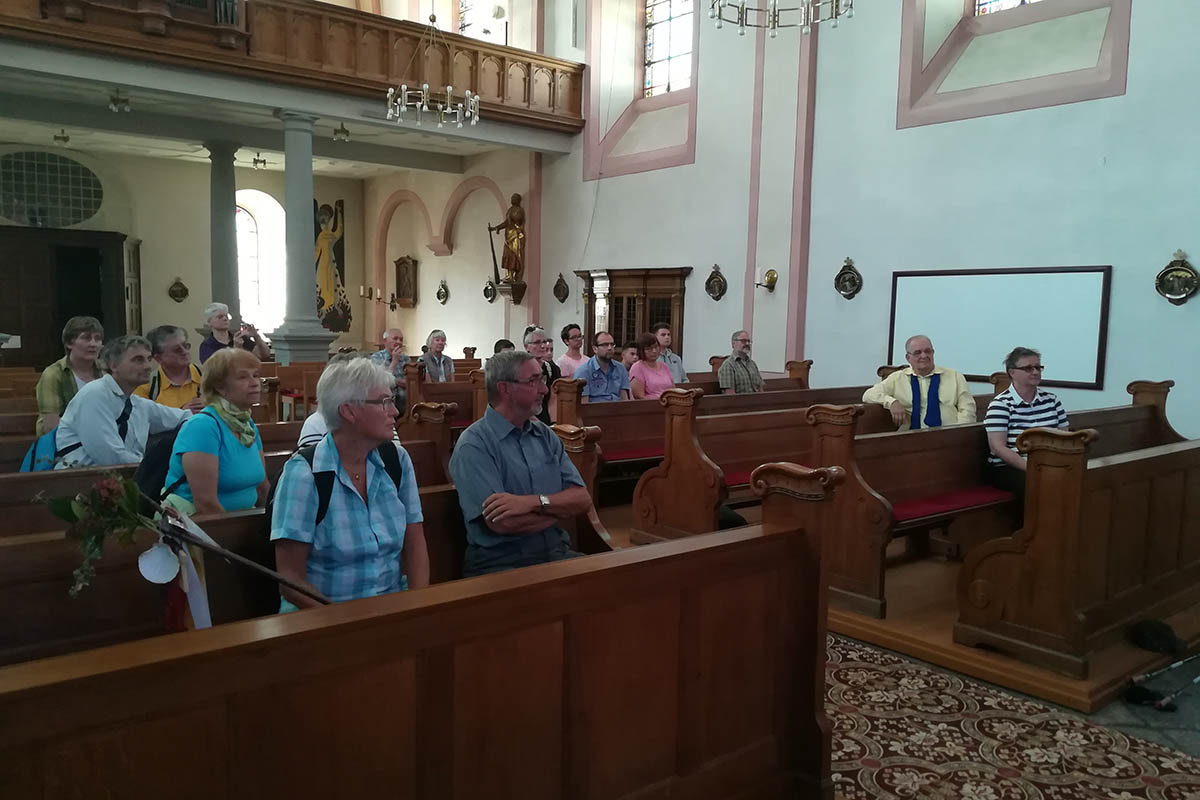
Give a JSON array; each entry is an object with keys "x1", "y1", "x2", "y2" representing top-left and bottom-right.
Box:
[
  {"x1": 373, "y1": 188, "x2": 436, "y2": 337},
  {"x1": 434, "y1": 175, "x2": 508, "y2": 254},
  {"x1": 741, "y1": 27, "x2": 766, "y2": 334},
  {"x1": 526, "y1": 151, "x2": 543, "y2": 321},
  {"x1": 785, "y1": 28, "x2": 818, "y2": 364},
  {"x1": 583, "y1": 0, "x2": 701, "y2": 181},
  {"x1": 450, "y1": 0, "x2": 459, "y2": 33},
  {"x1": 531, "y1": 0, "x2": 544, "y2": 51},
  {"x1": 407, "y1": 0, "x2": 418, "y2": 21},
  {"x1": 897, "y1": 0, "x2": 1130, "y2": 130}
]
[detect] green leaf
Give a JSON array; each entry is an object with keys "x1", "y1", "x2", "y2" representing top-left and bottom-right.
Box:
[
  {"x1": 71, "y1": 499, "x2": 87, "y2": 520},
  {"x1": 47, "y1": 496, "x2": 79, "y2": 523}
]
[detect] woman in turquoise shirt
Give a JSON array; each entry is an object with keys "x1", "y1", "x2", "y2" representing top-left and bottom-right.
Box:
[{"x1": 162, "y1": 348, "x2": 268, "y2": 514}]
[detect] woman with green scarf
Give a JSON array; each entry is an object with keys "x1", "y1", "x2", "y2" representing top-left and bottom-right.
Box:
[{"x1": 162, "y1": 348, "x2": 268, "y2": 515}]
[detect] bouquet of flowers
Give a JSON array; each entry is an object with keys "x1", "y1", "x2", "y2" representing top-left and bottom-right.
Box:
[{"x1": 42, "y1": 474, "x2": 156, "y2": 598}]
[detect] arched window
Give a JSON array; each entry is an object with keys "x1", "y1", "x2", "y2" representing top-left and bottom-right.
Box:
[
  {"x1": 976, "y1": 0, "x2": 1047, "y2": 14},
  {"x1": 235, "y1": 189, "x2": 287, "y2": 334},
  {"x1": 643, "y1": 0, "x2": 693, "y2": 97}
]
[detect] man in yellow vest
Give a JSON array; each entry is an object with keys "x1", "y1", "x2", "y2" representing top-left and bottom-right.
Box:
[{"x1": 134, "y1": 325, "x2": 205, "y2": 412}]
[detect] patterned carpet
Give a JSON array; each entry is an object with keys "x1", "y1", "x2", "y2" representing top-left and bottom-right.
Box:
[{"x1": 827, "y1": 635, "x2": 1200, "y2": 799}]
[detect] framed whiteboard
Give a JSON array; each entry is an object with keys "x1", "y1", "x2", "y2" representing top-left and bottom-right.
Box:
[{"x1": 887, "y1": 266, "x2": 1112, "y2": 390}]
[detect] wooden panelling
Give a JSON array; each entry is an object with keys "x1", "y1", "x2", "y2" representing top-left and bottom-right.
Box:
[
  {"x1": 0, "y1": 472, "x2": 838, "y2": 798},
  {"x1": 5, "y1": 0, "x2": 585, "y2": 133}
]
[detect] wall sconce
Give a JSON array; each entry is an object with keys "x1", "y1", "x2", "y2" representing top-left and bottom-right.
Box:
[
  {"x1": 755, "y1": 268, "x2": 778, "y2": 292},
  {"x1": 333, "y1": 123, "x2": 351, "y2": 142},
  {"x1": 108, "y1": 90, "x2": 131, "y2": 113},
  {"x1": 252, "y1": 152, "x2": 267, "y2": 170},
  {"x1": 53, "y1": 128, "x2": 70, "y2": 146}
]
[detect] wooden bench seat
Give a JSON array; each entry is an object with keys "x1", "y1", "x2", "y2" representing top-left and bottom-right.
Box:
[
  {"x1": 0, "y1": 462, "x2": 837, "y2": 799},
  {"x1": 0, "y1": 424, "x2": 612, "y2": 665},
  {"x1": 401, "y1": 363, "x2": 485, "y2": 433},
  {"x1": 803, "y1": 379, "x2": 1186, "y2": 620}
]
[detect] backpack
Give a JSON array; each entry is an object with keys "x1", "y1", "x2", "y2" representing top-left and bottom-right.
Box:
[
  {"x1": 133, "y1": 407, "x2": 218, "y2": 514},
  {"x1": 19, "y1": 428, "x2": 61, "y2": 472},
  {"x1": 267, "y1": 441, "x2": 406, "y2": 526}
]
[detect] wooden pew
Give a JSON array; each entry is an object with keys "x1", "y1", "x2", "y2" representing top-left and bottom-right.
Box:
[
  {"x1": 954, "y1": 383, "x2": 1195, "y2": 677},
  {"x1": 553, "y1": 379, "x2": 873, "y2": 466},
  {"x1": 402, "y1": 363, "x2": 486, "y2": 431},
  {"x1": 630, "y1": 390, "x2": 896, "y2": 542},
  {"x1": 799, "y1": 380, "x2": 1187, "y2": 620},
  {"x1": 552, "y1": 423, "x2": 616, "y2": 555},
  {"x1": 0, "y1": 397, "x2": 35, "y2": 414},
  {"x1": 0, "y1": 412, "x2": 35, "y2": 436},
  {"x1": 0, "y1": 463, "x2": 839, "y2": 799}
]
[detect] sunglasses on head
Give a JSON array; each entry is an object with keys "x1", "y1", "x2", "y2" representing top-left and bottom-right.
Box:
[{"x1": 1012, "y1": 364, "x2": 1045, "y2": 373}]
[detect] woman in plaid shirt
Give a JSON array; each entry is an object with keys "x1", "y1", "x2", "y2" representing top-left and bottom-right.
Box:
[{"x1": 271, "y1": 359, "x2": 429, "y2": 612}]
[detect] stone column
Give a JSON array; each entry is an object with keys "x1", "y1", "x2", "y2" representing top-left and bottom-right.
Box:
[
  {"x1": 204, "y1": 140, "x2": 240, "y2": 322},
  {"x1": 270, "y1": 110, "x2": 335, "y2": 364}
]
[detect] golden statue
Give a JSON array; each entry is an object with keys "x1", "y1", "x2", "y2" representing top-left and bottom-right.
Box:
[{"x1": 488, "y1": 193, "x2": 526, "y2": 283}]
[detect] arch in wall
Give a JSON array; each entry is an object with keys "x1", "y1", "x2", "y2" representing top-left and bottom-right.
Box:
[
  {"x1": 373, "y1": 188, "x2": 438, "y2": 336},
  {"x1": 434, "y1": 175, "x2": 508, "y2": 256}
]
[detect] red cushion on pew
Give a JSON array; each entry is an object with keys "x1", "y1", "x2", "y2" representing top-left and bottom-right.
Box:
[
  {"x1": 450, "y1": 419, "x2": 470, "y2": 429},
  {"x1": 603, "y1": 447, "x2": 664, "y2": 462},
  {"x1": 723, "y1": 470, "x2": 753, "y2": 487},
  {"x1": 891, "y1": 486, "x2": 1014, "y2": 522}
]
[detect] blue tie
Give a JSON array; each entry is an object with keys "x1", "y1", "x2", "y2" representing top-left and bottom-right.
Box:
[
  {"x1": 116, "y1": 395, "x2": 133, "y2": 440},
  {"x1": 909, "y1": 373, "x2": 942, "y2": 430}
]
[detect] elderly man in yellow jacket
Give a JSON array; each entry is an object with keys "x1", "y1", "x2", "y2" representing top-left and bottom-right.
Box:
[{"x1": 863, "y1": 335, "x2": 975, "y2": 429}]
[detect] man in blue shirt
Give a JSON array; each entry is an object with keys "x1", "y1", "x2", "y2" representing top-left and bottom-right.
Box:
[
  {"x1": 572, "y1": 331, "x2": 630, "y2": 402},
  {"x1": 449, "y1": 350, "x2": 593, "y2": 576}
]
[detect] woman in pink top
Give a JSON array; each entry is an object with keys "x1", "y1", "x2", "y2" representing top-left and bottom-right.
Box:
[
  {"x1": 556, "y1": 323, "x2": 588, "y2": 378},
  {"x1": 629, "y1": 332, "x2": 675, "y2": 399}
]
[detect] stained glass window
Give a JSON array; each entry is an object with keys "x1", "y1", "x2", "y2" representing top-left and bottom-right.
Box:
[
  {"x1": 644, "y1": 0, "x2": 693, "y2": 97},
  {"x1": 975, "y1": 0, "x2": 1047, "y2": 15}
]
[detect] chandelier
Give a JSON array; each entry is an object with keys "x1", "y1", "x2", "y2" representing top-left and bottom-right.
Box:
[
  {"x1": 709, "y1": 0, "x2": 853, "y2": 37},
  {"x1": 384, "y1": 13, "x2": 480, "y2": 129}
]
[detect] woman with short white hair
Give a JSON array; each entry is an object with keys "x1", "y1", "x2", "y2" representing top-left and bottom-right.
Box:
[
  {"x1": 421, "y1": 328, "x2": 453, "y2": 383},
  {"x1": 271, "y1": 358, "x2": 429, "y2": 612},
  {"x1": 198, "y1": 301, "x2": 270, "y2": 364}
]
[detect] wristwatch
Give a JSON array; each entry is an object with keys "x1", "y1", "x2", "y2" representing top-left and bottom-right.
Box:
[{"x1": 538, "y1": 494, "x2": 551, "y2": 513}]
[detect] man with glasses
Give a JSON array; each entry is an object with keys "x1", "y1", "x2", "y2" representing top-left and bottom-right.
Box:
[
  {"x1": 134, "y1": 325, "x2": 205, "y2": 412},
  {"x1": 717, "y1": 330, "x2": 764, "y2": 394},
  {"x1": 524, "y1": 325, "x2": 560, "y2": 424},
  {"x1": 863, "y1": 334, "x2": 975, "y2": 429},
  {"x1": 984, "y1": 347, "x2": 1068, "y2": 501},
  {"x1": 450, "y1": 350, "x2": 592, "y2": 576},
  {"x1": 574, "y1": 331, "x2": 631, "y2": 402}
]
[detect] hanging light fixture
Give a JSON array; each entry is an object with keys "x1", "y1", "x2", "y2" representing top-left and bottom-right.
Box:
[
  {"x1": 710, "y1": 0, "x2": 853, "y2": 37},
  {"x1": 53, "y1": 128, "x2": 70, "y2": 146},
  {"x1": 333, "y1": 123, "x2": 351, "y2": 142},
  {"x1": 384, "y1": 12, "x2": 480, "y2": 129},
  {"x1": 252, "y1": 152, "x2": 268, "y2": 169}
]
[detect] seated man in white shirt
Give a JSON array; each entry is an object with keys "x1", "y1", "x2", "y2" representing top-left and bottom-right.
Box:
[{"x1": 54, "y1": 335, "x2": 192, "y2": 468}]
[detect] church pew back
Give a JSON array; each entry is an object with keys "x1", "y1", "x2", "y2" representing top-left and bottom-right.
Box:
[
  {"x1": 0, "y1": 397, "x2": 36, "y2": 414},
  {"x1": 0, "y1": 465, "x2": 837, "y2": 799},
  {"x1": 956, "y1": 429, "x2": 1200, "y2": 678}
]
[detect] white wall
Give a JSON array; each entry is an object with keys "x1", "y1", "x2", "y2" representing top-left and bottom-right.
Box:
[
  {"x1": 97, "y1": 154, "x2": 367, "y2": 349},
  {"x1": 806, "y1": 0, "x2": 1200, "y2": 435}
]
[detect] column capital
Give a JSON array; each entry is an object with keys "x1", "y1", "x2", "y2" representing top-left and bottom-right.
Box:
[
  {"x1": 275, "y1": 109, "x2": 320, "y2": 129},
  {"x1": 203, "y1": 140, "x2": 241, "y2": 159}
]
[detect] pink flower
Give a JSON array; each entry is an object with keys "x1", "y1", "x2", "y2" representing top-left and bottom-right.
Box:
[{"x1": 93, "y1": 478, "x2": 125, "y2": 509}]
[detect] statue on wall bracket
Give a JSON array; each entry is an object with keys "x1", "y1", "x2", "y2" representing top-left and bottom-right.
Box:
[
  {"x1": 1155, "y1": 250, "x2": 1198, "y2": 306},
  {"x1": 487, "y1": 193, "x2": 527, "y2": 305},
  {"x1": 394, "y1": 255, "x2": 418, "y2": 308},
  {"x1": 834, "y1": 257, "x2": 863, "y2": 300}
]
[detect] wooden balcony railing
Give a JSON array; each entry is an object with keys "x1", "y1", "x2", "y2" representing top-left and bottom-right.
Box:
[{"x1": 0, "y1": 0, "x2": 584, "y2": 132}]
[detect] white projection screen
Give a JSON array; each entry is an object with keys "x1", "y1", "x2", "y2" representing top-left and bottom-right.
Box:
[{"x1": 888, "y1": 266, "x2": 1112, "y2": 390}]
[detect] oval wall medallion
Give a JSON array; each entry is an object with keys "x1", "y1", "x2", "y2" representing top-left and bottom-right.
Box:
[
  {"x1": 704, "y1": 264, "x2": 727, "y2": 302},
  {"x1": 483, "y1": 279, "x2": 497, "y2": 303},
  {"x1": 167, "y1": 277, "x2": 190, "y2": 303},
  {"x1": 436, "y1": 279, "x2": 450, "y2": 305},
  {"x1": 834, "y1": 257, "x2": 863, "y2": 300},
  {"x1": 553, "y1": 273, "x2": 570, "y2": 304},
  {"x1": 1155, "y1": 250, "x2": 1198, "y2": 306}
]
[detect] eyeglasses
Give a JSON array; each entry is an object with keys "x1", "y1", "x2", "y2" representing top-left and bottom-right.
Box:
[
  {"x1": 358, "y1": 396, "x2": 397, "y2": 408},
  {"x1": 1012, "y1": 364, "x2": 1046, "y2": 373},
  {"x1": 503, "y1": 376, "x2": 544, "y2": 386},
  {"x1": 907, "y1": 348, "x2": 933, "y2": 357},
  {"x1": 734, "y1": 338, "x2": 752, "y2": 344},
  {"x1": 567, "y1": 334, "x2": 583, "y2": 341},
  {"x1": 595, "y1": 341, "x2": 615, "y2": 348}
]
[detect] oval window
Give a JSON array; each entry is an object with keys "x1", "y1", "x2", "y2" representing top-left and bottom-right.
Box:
[{"x1": 0, "y1": 151, "x2": 104, "y2": 228}]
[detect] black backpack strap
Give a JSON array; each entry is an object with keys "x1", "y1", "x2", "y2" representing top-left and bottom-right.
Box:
[
  {"x1": 148, "y1": 371, "x2": 160, "y2": 402},
  {"x1": 375, "y1": 442, "x2": 406, "y2": 492},
  {"x1": 298, "y1": 445, "x2": 337, "y2": 527}
]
